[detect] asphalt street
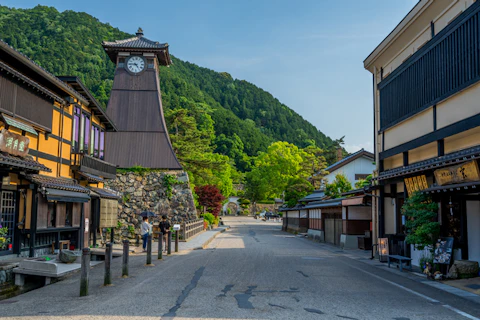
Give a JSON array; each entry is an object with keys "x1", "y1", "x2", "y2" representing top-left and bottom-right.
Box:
[{"x1": 1, "y1": 216, "x2": 480, "y2": 320}]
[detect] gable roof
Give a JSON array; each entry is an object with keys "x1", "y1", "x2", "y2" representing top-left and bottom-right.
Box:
[
  {"x1": 102, "y1": 29, "x2": 172, "y2": 66},
  {"x1": 58, "y1": 76, "x2": 117, "y2": 131},
  {"x1": 0, "y1": 40, "x2": 89, "y2": 106},
  {"x1": 325, "y1": 149, "x2": 374, "y2": 173}
]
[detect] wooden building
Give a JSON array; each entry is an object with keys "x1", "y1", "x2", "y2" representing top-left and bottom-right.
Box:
[
  {"x1": 102, "y1": 28, "x2": 182, "y2": 169},
  {"x1": 364, "y1": 0, "x2": 480, "y2": 265},
  {"x1": 0, "y1": 40, "x2": 119, "y2": 257}
]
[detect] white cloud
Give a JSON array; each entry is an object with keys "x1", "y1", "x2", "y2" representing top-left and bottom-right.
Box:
[{"x1": 345, "y1": 141, "x2": 373, "y2": 154}]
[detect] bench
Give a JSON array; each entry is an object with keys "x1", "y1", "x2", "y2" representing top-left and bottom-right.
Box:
[{"x1": 387, "y1": 255, "x2": 412, "y2": 272}]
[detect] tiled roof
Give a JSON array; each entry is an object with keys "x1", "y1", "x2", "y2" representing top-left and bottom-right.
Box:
[
  {"x1": 25, "y1": 174, "x2": 89, "y2": 193},
  {"x1": 78, "y1": 171, "x2": 104, "y2": 183},
  {"x1": 376, "y1": 145, "x2": 480, "y2": 181},
  {"x1": 0, "y1": 61, "x2": 65, "y2": 104},
  {"x1": 0, "y1": 40, "x2": 88, "y2": 106},
  {"x1": 299, "y1": 190, "x2": 326, "y2": 202},
  {"x1": 102, "y1": 36, "x2": 168, "y2": 49},
  {"x1": 325, "y1": 149, "x2": 374, "y2": 173},
  {"x1": 0, "y1": 153, "x2": 51, "y2": 172},
  {"x1": 89, "y1": 187, "x2": 120, "y2": 200}
]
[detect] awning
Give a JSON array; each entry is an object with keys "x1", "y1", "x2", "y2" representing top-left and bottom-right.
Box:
[
  {"x1": 304, "y1": 198, "x2": 343, "y2": 209},
  {"x1": 375, "y1": 145, "x2": 480, "y2": 181},
  {"x1": 78, "y1": 171, "x2": 104, "y2": 183},
  {"x1": 342, "y1": 196, "x2": 366, "y2": 206},
  {"x1": 45, "y1": 188, "x2": 90, "y2": 203},
  {"x1": 89, "y1": 187, "x2": 120, "y2": 200},
  {"x1": 0, "y1": 153, "x2": 51, "y2": 172},
  {"x1": 25, "y1": 174, "x2": 89, "y2": 193},
  {"x1": 2, "y1": 114, "x2": 38, "y2": 136},
  {"x1": 421, "y1": 181, "x2": 480, "y2": 194}
]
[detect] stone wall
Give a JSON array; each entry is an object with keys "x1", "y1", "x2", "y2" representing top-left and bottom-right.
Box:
[{"x1": 105, "y1": 170, "x2": 197, "y2": 242}]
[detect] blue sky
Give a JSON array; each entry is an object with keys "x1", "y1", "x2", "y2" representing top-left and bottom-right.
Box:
[{"x1": 3, "y1": 0, "x2": 418, "y2": 153}]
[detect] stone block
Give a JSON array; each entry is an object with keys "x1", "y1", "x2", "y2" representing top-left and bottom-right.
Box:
[
  {"x1": 0, "y1": 270, "x2": 6, "y2": 284},
  {"x1": 19, "y1": 260, "x2": 58, "y2": 273},
  {"x1": 453, "y1": 260, "x2": 479, "y2": 279}
]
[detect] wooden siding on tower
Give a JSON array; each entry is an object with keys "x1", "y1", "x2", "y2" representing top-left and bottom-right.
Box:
[
  {"x1": 106, "y1": 90, "x2": 165, "y2": 132},
  {"x1": 112, "y1": 68, "x2": 158, "y2": 91},
  {"x1": 105, "y1": 131, "x2": 182, "y2": 169}
]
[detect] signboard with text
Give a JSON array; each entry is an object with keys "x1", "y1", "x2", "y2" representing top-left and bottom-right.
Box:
[
  {"x1": 434, "y1": 160, "x2": 480, "y2": 186},
  {"x1": 0, "y1": 129, "x2": 29, "y2": 157},
  {"x1": 404, "y1": 175, "x2": 429, "y2": 196}
]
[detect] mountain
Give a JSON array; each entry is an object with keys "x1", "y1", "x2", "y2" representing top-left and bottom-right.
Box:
[{"x1": 0, "y1": 5, "x2": 338, "y2": 162}]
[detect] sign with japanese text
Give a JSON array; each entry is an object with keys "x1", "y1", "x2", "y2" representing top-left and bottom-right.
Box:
[
  {"x1": 404, "y1": 175, "x2": 429, "y2": 196},
  {"x1": 0, "y1": 129, "x2": 29, "y2": 157},
  {"x1": 434, "y1": 160, "x2": 480, "y2": 186}
]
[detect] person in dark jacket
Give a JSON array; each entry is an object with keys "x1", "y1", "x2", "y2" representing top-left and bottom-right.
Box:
[{"x1": 159, "y1": 215, "x2": 171, "y2": 252}]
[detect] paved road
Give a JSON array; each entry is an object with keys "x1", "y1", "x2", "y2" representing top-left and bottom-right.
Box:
[{"x1": 2, "y1": 217, "x2": 480, "y2": 320}]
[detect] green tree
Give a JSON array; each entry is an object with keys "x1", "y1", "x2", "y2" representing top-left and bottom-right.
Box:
[
  {"x1": 284, "y1": 178, "x2": 314, "y2": 207},
  {"x1": 325, "y1": 173, "x2": 352, "y2": 199},
  {"x1": 401, "y1": 192, "x2": 440, "y2": 250},
  {"x1": 354, "y1": 174, "x2": 373, "y2": 189}
]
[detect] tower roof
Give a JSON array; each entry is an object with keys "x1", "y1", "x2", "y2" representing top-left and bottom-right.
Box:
[{"x1": 102, "y1": 28, "x2": 172, "y2": 66}]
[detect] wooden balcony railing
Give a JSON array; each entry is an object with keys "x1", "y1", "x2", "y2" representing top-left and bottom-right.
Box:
[{"x1": 71, "y1": 152, "x2": 117, "y2": 179}]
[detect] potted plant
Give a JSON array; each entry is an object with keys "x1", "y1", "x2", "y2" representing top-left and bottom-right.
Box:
[{"x1": 0, "y1": 225, "x2": 10, "y2": 250}]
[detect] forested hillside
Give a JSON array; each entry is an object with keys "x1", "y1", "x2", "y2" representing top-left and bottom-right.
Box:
[{"x1": 0, "y1": 5, "x2": 337, "y2": 156}]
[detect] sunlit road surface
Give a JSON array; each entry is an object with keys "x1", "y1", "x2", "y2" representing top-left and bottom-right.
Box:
[{"x1": 1, "y1": 217, "x2": 480, "y2": 320}]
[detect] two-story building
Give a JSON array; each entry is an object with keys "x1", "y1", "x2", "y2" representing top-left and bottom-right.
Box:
[
  {"x1": 364, "y1": 0, "x2": 480, "y2": 265},
  {"x1": 0, "y1": 40, "x2": 119, "y2": 257}
]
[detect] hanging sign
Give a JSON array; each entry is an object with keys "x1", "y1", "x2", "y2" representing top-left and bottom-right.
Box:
[
  {"x1": 434, "y1": 160, "x2": 480, "y2": 186},
  {"x1": 404, "y1": 175, "x2": 429, "y2": 196},
  {"x1": 0, "y1": 129, "x2": 29, "y2": 157}
]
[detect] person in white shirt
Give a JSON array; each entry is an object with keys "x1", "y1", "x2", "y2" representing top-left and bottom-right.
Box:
[{"x1": 141, "y1": 216, "x2": 152, "y2": 252}]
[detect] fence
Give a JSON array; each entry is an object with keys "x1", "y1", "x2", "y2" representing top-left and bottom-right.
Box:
[{"x1": 182, "y1": 219, "x2": 204, "y2": 241}]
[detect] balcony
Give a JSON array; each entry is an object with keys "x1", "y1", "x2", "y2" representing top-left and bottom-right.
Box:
[{"x1": 71, "y1": 152, "x2": 117, "y2": 180}]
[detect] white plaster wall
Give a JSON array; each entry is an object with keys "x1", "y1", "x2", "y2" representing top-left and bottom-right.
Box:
[
  {"x1": 467, "y1": 201, "x2": 480, "y2": 265},
  {"x1": 325, "y1": 156, "x2": 375, "y2": 185}
]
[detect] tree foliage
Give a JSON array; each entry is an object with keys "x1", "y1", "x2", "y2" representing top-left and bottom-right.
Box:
[
  {"x1": 195, "y1": 185, "x2": 225, "y2": 217},
  {"x1": 401, "y1": 192, "x2": 440, "y2": 250},
  {"x1": 325, "y1": 173, "x2": 352, "y2": 199},
  {"x1": 284, "y1": 178, "x2": 314, "y2": 207}
]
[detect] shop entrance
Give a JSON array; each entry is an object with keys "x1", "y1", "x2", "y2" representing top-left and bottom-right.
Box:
[
  {"x1": 466, "y1": 200, "x2": 480, "y2": 264},
  {"x1": 0, "y1": 191, "x2": 16, "y2": 254},
  {"x1": 324, "y1": 213, "x2": 342, "y2": 245}
]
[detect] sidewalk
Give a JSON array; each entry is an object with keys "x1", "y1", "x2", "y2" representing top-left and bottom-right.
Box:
[
  {"x1": 131, "y1": 226, "x2": 229, "y2": 254},
  {"x1": 298, "y1": 235, "x2": 480, "y2": 305}
]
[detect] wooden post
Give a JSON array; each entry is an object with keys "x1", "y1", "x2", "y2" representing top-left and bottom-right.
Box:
[
  {"x1": 167, "y1": 231, "x2": 172, "y2": 255},
  {"x1": 110, "y1": 227, "x2": 115, "y2": 244},
  {"x1": 122, "y1": 240, "x2": 129, "y2": 278},
  {"x1": 175, "y1": 230, "x2": 179, "y2": 253},
  {"x1": 80, "y1": 248, "x2": 90, "y2": 296},
  {"x1": 104, "y1": 243, "x2": 113, "y2": 286},
  {"x1": 146, "y1": 234, "x2": 153, "y2": 266},
  {"x1": 158, "y1": 232, "x2": 163, "y2": 260}
]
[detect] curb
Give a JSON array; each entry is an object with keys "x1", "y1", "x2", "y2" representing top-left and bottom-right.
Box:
[{"x1": 193, "y1": 227, "x2": 229, "y2": 250}]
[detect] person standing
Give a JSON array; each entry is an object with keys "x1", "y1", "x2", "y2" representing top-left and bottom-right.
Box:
[
  {"x1": 159, "y1": 215, "x2": 171, "y2": 252},
  {"x1": 141, "y1": 216, "x2": 152, "y2": 252}
]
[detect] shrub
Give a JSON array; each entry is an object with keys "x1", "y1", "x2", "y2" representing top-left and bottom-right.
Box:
[
  {"x1": 203, "y1": 213, "x2": 215, "y2": 225},
  {"x1": 203, "y1": 220, "x2": 209, "y2": 230},
  {"x1": 213, "y1": 216, "x2": 220, "y2": 225},
  {"x1": 128, "y1": 225, "x2": 135, "y2": 235}
]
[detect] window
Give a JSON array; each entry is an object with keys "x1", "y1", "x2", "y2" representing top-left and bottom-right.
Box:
[
  {"x1": 78, "y1": 112, "x2": 91, "y2": 153},
  {"x1": 47, "y1": 202, "x2": 56, "y2": 228},
  {"x1": 91, "y1": 125, "x2": 101, "y2": 158},
  {"x1": 100, "y1": 129, "x2": 105, "y2": 160},
  {"x1": 72, "y1": 106, "x2": 81, "y2": 152}
]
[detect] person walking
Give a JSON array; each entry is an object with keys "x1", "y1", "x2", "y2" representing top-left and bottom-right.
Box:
[
  {"x1": 141, "y1": 216, "x2": 152, "y2": 252},
  {"x1": 159, "y1": 215, "x2": 171, "y2": 252}
]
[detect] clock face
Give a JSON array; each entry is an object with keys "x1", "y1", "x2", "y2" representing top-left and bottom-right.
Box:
[{"x1": 126, "y1": 56, "x2": 145, "y2": 73}]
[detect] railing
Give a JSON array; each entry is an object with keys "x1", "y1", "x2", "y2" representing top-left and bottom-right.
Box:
[
  {"x1": 71, "y1": 152, "x2": 117, "y2": 179},
  {"x1": 378, "y1": 2, "x2": 480, "y2": 130},
  {"x1": 182, "y1": 219, "x2": 204, "y2": 241}
]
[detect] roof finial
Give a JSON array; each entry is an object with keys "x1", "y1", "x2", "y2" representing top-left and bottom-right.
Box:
[{"x1": 136, "y1": 27, "x2": 144, "y2": 37}]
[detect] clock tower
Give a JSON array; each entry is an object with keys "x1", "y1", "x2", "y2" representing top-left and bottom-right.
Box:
[{"x1": 102, "y1": 28, "x2": 181, "y2": 169}]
